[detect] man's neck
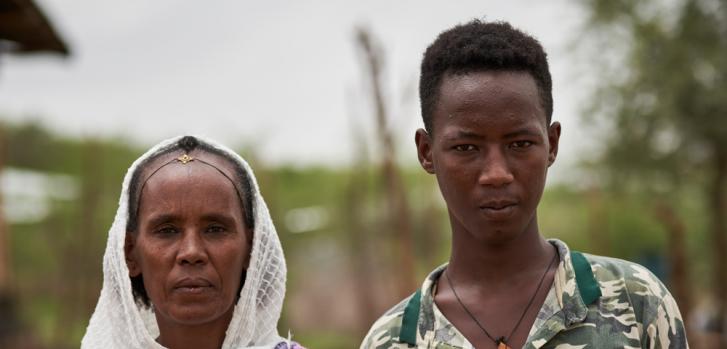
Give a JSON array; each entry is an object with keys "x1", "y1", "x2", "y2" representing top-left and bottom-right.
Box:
[{"x1": 446, "y1": 217, "x2": 555, "y2": 288}]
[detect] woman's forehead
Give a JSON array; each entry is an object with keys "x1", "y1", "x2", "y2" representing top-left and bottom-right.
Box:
[
  {"x1": 136, "y1": 149, "x2": 245, "y2": 208},
  {"x1": 138, "y1": 161, "x2": 244, "y2": 220},
  {"x1": 145, "y1": 159, "x2": 233, "y2": 187},
  {"x1": 139, "y1": 149, "x2": 236, "y2": 183}
]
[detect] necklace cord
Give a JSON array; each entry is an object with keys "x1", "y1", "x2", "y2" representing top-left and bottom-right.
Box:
[
  {"x1": 446, "y1": 271, "x2": 497, "y2": 343},
  {"x1": 445, "y1": 250, "x2": 559, "y2": 346},
  {"x1": 505, "y1": 251, "x2": 558, "y2": 341}
]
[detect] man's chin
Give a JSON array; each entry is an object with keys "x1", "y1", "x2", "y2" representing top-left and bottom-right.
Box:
[{"x1": 465, "y1": 224, "x2": 528, "y2": 246}]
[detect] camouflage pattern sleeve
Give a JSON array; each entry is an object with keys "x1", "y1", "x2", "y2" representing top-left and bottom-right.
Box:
[
  {"x1": 591, "y1": 255, "x2": 689, "y2": 348},
  {"x1": 628, "y1": 263, "x2": 689, "y2": 348}
]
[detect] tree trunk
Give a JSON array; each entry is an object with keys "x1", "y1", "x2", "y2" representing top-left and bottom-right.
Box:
[
  {"x1": 586, "y1": 186, "x2": 610, "y2": 256},
  {"x1": 0, "y1": 125, "x2": 17, "y2": 349},
  {"x1": 653, "y1": 201, "x2": 692, "y2": 334},
  {"x1": 710, "y1": 150, "x2": 727, "y2": 348}
]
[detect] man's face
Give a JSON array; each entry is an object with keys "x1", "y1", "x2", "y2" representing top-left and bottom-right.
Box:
[
  {"x1": 126, "y1": 155, "x2": 250, "y2": 327},
  {"x1": 415, "y1": 71, "x2": 560, "y2": 244}
]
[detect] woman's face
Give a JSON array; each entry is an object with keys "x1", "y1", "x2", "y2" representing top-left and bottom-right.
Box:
[{"x1": 126, "y1": 155, "x2": 251, "y2": 327}]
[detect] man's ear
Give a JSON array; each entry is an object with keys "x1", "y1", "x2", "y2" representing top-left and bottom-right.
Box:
[
  {"x1": 415, "y1": 128, "x2": 435, "y2": 174},
  {"x1": 125, "y1": 233, "x2": 141, "y2": 277},
  {"x1": 547, "y1": 121, "x2": 561, "y2": 167}
]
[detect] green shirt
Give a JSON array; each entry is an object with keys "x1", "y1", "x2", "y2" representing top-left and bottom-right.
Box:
[{"x1": 360, "y1": 239, "x2": 689, "y2": 348}]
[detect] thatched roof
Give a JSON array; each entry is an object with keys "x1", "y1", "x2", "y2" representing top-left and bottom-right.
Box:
[{"x1": 0, "y1": 0, "x2": 69, "y2": 56}]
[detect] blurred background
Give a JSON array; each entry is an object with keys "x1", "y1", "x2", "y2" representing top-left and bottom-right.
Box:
[{"x1": 1, "y1": 0, "x2": 726, "y2": 348}]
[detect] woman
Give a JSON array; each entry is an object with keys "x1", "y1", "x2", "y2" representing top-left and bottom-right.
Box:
[{"x1": 82, "y1": 136, "x2": 302, "y2": 349}]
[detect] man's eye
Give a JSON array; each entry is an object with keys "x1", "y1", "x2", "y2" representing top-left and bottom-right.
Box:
[
  {"x1": 453, "y1": 144, "x2": 476, "y2": 152},
  {"x1": 511, "y1": 141, "x2": 534, "y2": 149}
]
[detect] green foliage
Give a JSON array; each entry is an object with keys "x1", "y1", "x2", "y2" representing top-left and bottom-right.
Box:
[
  {"x1": 539, "y1": 185, "x2": 590, "y2": 248},
  {"x1": 2, "y1": 118, "x2": 713, "y2": 347},
  {"x1": 542, "y1": 186, "x2": 664, "y2": 258},
  {"x1": 578, "y1": 0, "x2": 727, "y2": 190},
  {"x1": 1, "y1": 121, "x2": 143, "y2": 347},
  {"x1": 576, "y1": 0, "x2": 727, "y2": 324}
]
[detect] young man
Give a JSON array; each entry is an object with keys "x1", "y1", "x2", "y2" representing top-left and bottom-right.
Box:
[{"x1": 360, "y1": 20, "x2": 688, "y2": 349}]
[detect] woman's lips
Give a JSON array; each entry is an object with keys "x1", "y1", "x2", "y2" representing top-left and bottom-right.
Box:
[{"x1": 173, "y1": 278, "x2": 213, "y2": 294}]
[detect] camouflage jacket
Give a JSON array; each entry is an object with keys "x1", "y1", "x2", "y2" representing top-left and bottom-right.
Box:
[{"x1": 360, "y1": 239, "x2": 689, "y2": 349}]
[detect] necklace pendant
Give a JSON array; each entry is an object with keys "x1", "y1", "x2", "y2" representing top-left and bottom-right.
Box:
[{"x1": 497, "y1": 341, "x2": 511, "y2": 349}]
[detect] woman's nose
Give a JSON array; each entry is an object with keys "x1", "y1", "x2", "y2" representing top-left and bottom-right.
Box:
[{"x1": 176, "y1": 230, "x2": 208, "y2": 265}]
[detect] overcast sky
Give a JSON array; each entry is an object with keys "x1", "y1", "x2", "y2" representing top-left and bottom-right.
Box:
[{"x1": 0, "y1": 0, "x2": 590, "y2": 180}]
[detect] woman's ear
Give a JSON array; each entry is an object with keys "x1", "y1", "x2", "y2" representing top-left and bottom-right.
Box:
[
  {"x1": 125, "y1": 233, "x2": 141, "y2": 277},
  {"x1": 243, "y1": 231, "x2": 253, "y2": 270}
]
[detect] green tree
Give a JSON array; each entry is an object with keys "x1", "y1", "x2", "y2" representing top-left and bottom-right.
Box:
[{"x1": 577, "y1": 0, "x2": 727, "y2": 344}]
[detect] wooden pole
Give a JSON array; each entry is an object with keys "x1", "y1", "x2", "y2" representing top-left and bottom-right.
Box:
[
  {"x1": 0, "y1": 124, "x2": 10, "y2": 292},
  {"x1": 355, "y1": 27, "x2": 417, "y2": 298}
]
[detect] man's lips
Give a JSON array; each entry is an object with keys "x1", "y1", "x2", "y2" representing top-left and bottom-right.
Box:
[
  {"x1": 479, "y1": 199, "x2": 518, "y2": 220},
  {"x1": 479, "y1": 199, "x2": 518, "y2": 210}
]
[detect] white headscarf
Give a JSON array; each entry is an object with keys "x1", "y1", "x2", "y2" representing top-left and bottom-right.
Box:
[{"x1": 82, "y1": 135, "x2": 287, "y2": 348}]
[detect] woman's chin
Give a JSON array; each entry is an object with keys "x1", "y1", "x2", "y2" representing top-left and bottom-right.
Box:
[{"x1": 156, "y1": 301, "x2": 234, "y2": 327}]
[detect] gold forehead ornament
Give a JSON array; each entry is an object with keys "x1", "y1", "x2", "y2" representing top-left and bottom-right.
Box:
[
  {"x1": 177, "y1": 154, "x2": 194, "y2": 164},
  {"x1": 135, "y1": 152, "x2": 245, "y2": 219}
]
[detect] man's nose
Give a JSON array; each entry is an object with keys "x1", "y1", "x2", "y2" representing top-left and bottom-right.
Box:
[{"x1": 477, "y1": 149, "x2": 514, "y2": 187}]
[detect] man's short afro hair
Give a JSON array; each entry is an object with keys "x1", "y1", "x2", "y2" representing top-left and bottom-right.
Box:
[{"x1": 419, "y1": 19, "x2": 553, "y2": 133}]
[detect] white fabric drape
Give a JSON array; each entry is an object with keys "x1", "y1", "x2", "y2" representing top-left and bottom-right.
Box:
[{"x1": 82, "y1": 135, "x2": 287, "y2": 348}]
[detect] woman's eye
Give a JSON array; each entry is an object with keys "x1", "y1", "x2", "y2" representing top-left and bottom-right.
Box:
[
  {"x1": 206, "y1": 225, "x2": 227, "y2": 234},
  {"x1": 155, "y1": 226, "x2": 178, "y2": 236},
  {"x1": 511, "y1": 140, "x2": 534, "y2": 149},
  {"x1": 453, "y1": 144, "x2": 476, "y2": 152}
]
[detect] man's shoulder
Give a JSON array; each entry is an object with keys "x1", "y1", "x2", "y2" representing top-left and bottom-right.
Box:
[
  {"x1": 581, "y1": 252, "x2": 683, "y2": 324},
  {"x1": 570, "y1": 252, "x2": 689, "y2": 346},
  {"x1": 582, "y1": 253, "x2": 670, "y2": 298},
  {"x1": 556, "y1": 239, "x2": 673, "y2": 305},
  {"x1": 359, "y1": 294, "x2": 413, "y2": 349}
]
